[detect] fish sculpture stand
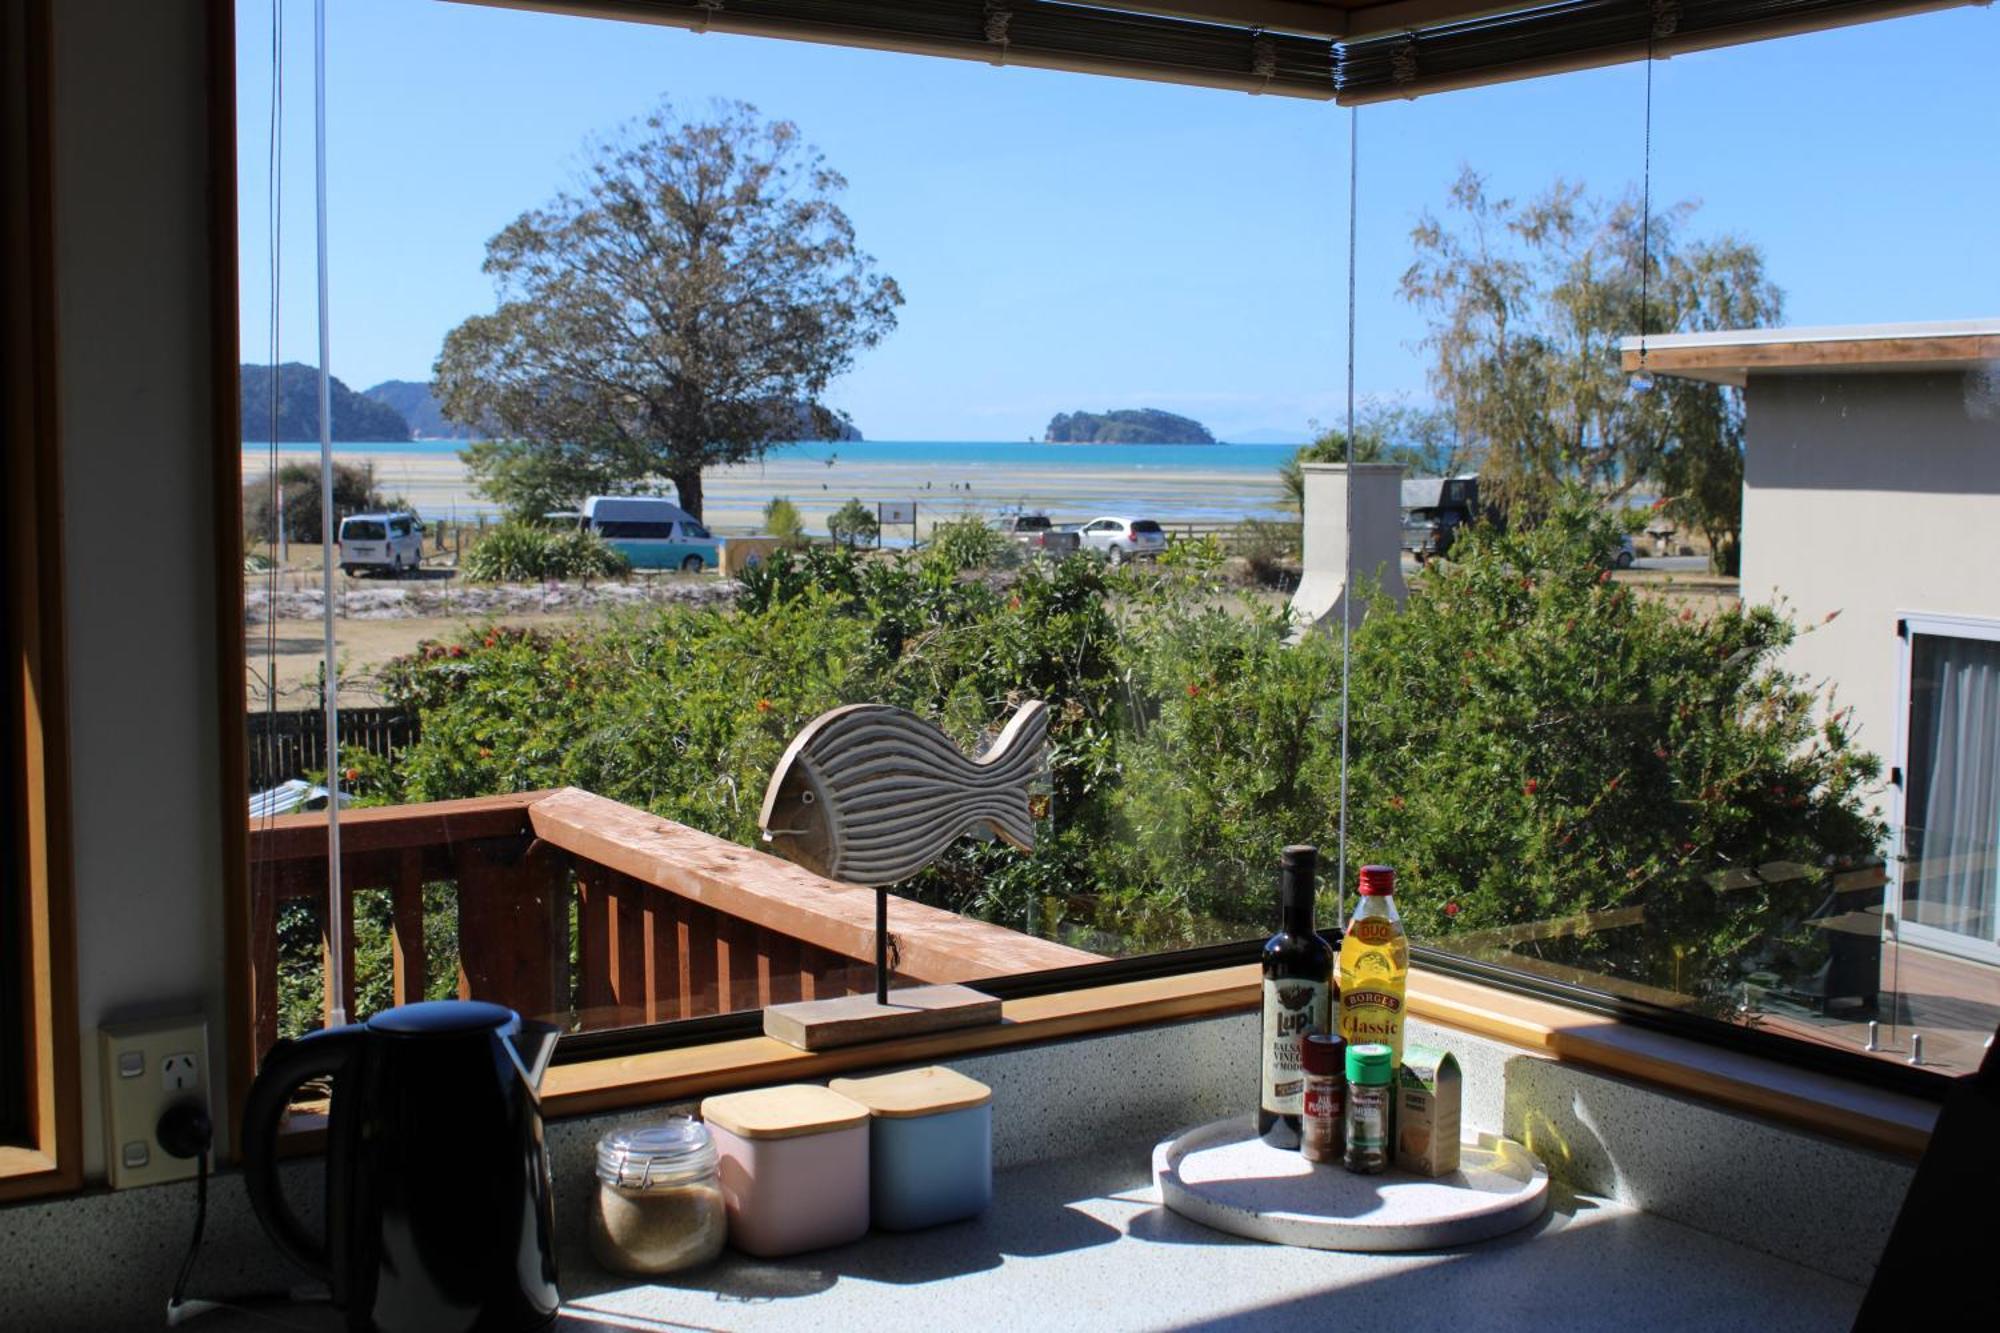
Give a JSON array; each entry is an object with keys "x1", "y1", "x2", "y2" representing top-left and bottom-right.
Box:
[{"x1": 758, "y1": 701, "x2": 1050, "y2": 1029}]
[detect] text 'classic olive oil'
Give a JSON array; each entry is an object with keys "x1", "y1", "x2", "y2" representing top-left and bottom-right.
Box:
[{"x1": 1338, "y1": 864, "x2": 1408, "y2": 1066}]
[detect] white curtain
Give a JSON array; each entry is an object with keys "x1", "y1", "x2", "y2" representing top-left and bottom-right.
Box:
[{"x1": 1912, "y1": 634, "x2": 2000, "y2": 943}]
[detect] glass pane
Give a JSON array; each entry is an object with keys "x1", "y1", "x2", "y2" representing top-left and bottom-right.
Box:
[
  {"x1": 1901, "y1": 633, "x2": 2000, "y2": 946},
  {"x1": 233, "y1": 0, "x2": 2000, "y2": 1078}
]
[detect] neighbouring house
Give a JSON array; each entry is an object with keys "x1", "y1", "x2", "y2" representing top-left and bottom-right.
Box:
[{"x1": 1624, "y1": 319, "x2": 2000, "y2": 970}]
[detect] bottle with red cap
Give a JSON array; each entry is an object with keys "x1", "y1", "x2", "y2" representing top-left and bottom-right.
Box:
[{"x1": 1338, "y1": 865, "x2": 1408, "y2": 1067}]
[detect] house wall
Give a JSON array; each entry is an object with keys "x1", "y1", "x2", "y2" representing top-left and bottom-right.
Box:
[
  {"x1": 48, "y1": 0, "x2": 232, "y2": 1180},
  {"x1": 1741, "y1": 370, "x2": 2000, "y2": 802}
]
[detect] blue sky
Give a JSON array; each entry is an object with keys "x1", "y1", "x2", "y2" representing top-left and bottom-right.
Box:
[{"x1": 236, "y1": 1, "x2": 1998, "y2": 442}]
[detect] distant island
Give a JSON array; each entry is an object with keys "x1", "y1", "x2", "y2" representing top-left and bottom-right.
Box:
[
  {"x1": 1044, "y1": 408, "x2": 1215, "y2": 444},
  {"x1": 240, "y1": 363, "x2": 411, "y2": 442}
]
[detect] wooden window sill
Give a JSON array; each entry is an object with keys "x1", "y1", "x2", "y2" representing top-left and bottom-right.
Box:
[
  {"x1": 0, "y1": 1146, "x2": 75, "y2": 1203},
  {"x1": 533, "y1": 963, "x2": 1938, "y2": 1159}
]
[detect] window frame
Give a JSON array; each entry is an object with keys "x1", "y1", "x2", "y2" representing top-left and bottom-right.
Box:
[
  {"x1": 0, "y1": 0, "x2": 81, "y2": 1201},
  {"x1": 1890, "y1": 611, "x2": 2000, "y2": 966},
  {"x1": 209, "y1": 0, "x2": 1956, "y2": 1169}
]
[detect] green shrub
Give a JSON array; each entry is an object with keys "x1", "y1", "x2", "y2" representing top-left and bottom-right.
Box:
[
  {"x1": 762, "y1": 497, "x2": 807, "y2": 545},
  {"x1": 924, "y1": 514, "x2": 1010, "y2": 570},
  {"x1": 462, "y1": 521, "x2": 629, "y2": 583},
  {"x1": 243, "y1": 459, "x2": 404, "y2": 544},
  {"x1": 1232, "y1": 519, "x2": 1302, "y2": 588},
  {"x1": 827, "y1": 497, "x2": 880, "y2": 548}
]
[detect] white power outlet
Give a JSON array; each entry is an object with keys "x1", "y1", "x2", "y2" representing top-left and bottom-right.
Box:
[
  {"x1": 99, "y1": 1017, "x2": 210, "y2": 1189},
  {"x1": 161, "y1": 1053, "x2": 200, "y2": 1092}
]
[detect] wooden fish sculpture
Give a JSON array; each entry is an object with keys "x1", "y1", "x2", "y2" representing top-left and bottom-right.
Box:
[{"x1": 758, "y1": 702, "x2": 1050, "y2": 886}]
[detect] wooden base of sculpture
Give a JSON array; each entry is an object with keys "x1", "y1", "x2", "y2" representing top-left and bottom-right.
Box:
[{"x1": 763, "y1": 983, "x2": 1001, "y2": 1051}]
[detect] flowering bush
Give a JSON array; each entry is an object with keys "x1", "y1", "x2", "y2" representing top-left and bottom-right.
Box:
[{"x1": 377, "y1": 491, "x2": 1882, "y2": 1009}]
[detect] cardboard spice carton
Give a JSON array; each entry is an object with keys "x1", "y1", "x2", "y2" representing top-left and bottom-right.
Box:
[{"x1": 1395, "y1": 1045, "x2": 1461, "y2": 1177}]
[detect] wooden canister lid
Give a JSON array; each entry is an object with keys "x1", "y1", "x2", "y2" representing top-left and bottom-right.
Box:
[
  {"x1": 828, "y1": 1066, "x2": 992, "y2": 1118},
  {"x1": 700, "y1": 1084, "x2": 870, "y2": 1140}
]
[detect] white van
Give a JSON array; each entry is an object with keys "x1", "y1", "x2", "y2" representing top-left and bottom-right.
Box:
[{"x1": 338, "y1": 511, "x2": 424, "y2": 578}]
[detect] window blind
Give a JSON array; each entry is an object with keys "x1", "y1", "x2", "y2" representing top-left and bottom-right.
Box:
[
  {"x1": 1334, "y1": 0, "x2": 1964, "y2": 102},
  {"x1": 492, "y1": 0, "x2": 1338, "y2": 98},
  {"x1": 476, "y1": 0, "x2": 1970, "y2": 101}
]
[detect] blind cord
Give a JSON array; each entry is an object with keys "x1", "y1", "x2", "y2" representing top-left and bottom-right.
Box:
[
  {"x1": 1637, "y1": 25, "x2": 1655, "y2": 372},
  {"x1": 313, "y1": 0, "x2": 348, "y2": 1026},
  {"x1": 1335, "y1": 105, "x2": 1358, "y2": 931}
]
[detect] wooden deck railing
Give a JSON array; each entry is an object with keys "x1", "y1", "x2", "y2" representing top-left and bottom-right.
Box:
[{"x1": 247, "y1": 787, "x2": 1099, "y2": 1055}]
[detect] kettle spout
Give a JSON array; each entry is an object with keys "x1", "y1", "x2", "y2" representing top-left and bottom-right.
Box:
[{"x1": 505, "y1": 1020, "x2": 561, "y2": 1093}]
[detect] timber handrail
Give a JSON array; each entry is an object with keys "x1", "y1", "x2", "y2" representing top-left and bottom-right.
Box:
[
  {"x1": 527, "y1": 787, "x2": 1097, "y2": 981},
  {"x1": 247, "y1": 787, "x2": 1099, "y2": 1053}
]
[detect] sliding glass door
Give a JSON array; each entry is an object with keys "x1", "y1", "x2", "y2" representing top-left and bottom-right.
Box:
[{"x1": 1897, "y1": 616, "x2": 2000, "y2": 964}]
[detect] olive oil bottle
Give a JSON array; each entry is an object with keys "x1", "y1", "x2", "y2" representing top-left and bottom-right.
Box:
[
  {"x1": 1338, "y1": 865, "x2": 1408, "y2": 1066},
  {"x1": 1259, "y1": 846, "x2": 1335, "y2": 1141}
]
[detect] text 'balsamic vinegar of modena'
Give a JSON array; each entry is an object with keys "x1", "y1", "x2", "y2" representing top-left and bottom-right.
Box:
[
  {"x1": 1339, "y1": 864, "x2": 1408, "y2": 1066},
  {"x1": 1259, "y1": 845, "x2": 1336, "y2": 1141}
]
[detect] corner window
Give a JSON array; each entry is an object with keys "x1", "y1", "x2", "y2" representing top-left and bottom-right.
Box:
[{"x1": 231, "y1": 0, "x2": 1987, "y2": 1099}]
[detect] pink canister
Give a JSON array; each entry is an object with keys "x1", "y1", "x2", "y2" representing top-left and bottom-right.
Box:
[{"x1": 700, "y1": 1084, "x2": 871, "y2": 1257}]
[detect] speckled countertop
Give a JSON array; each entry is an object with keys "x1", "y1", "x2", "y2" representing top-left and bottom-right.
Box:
[{"x1": 552, "y1": 1150, "x2": 1863, "y2": 1333}]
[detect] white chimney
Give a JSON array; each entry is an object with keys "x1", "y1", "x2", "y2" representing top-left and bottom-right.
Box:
[{"x1": 1288, "y1": 462, "x2": 1408, "y2": 638}]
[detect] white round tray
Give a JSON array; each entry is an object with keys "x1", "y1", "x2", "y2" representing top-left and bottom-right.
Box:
[{"x1": 1153, "y1": 1115, "x2": 1549, "y2": 1252}]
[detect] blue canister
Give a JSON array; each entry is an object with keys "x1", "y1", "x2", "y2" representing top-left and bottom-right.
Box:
[{"x1": 829, "y1": 1066, "x2": 993, "y2": 1231}]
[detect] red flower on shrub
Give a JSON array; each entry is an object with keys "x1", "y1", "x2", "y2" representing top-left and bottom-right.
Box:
[
  {"x1": 344, "y1": 767, "x2": 359, "y2": 784},
  {"x1": 1388, "y1": 796, "x2": 1406, "y2": 812},
  {"x1": 1523, "y1": 779, "x2": 1540, "y2": 796},
  {"x1": 483, "y1": 634, "x2": 497, "y2": 648},
  {"x1": 1186, "y1": 683, "x2": 1201, "y2": 698},
  {"x1": 756, "y1": 698, "x2": 773, "y2": 713},
  {"x1": 1444, "y1": 901, "x2": 1461, "y2": 918},
  {"x1": 478, "y1": 747, "x2": 492, "y2": 759},
  {"x1": 1597, "y1": 569, "x2": 1612, "y2": 584}
]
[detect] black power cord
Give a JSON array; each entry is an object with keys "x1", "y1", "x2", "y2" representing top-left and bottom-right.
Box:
[{"x1": 157, "y1": 1100, "x2": 213, "y2": 1324}]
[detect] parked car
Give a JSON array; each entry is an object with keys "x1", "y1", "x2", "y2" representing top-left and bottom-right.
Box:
[
  {"x1": 1611, "y1": 534, "x2": 1637, "y2": 569},
  {"x1": 992, "y1": 512, "x2": 1082, "y2": 555},
  {"x1": 338, "y1": 511, "x2": 423, "y2": 578},
  {"x1": 1075, "y1": 516, "x2": 1167, "y2": 563},
  {"x1": 576, "y1": 495, "x2": 721, "y2": 573}
]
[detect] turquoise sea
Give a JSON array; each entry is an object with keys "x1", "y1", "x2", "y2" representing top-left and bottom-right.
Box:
[{"x1": 241, "y1": 437, "x2": 1305, "y2": 471}]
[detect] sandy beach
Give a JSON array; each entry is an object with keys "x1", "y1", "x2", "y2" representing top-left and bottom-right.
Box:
[{"x1": 246, "y1": 443, "x2": 1292, "y2": 535}]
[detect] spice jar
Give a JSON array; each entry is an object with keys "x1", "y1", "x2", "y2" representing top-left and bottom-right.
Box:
[
  {"x1": 1300, "y1": 1033, "x2": 1346, "y2": 1164},
  {"x1": 1343, "y1": 1043, "x2": 1393, "y2": 1174},
  {"x1": 589, "y1": 1119, "x2": 727, "y2": 1276}
]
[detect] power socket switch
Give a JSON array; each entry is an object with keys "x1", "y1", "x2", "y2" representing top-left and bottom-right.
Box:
[{"x1": 99, "y1": 1017, "x2": 210, "y2": 1189}]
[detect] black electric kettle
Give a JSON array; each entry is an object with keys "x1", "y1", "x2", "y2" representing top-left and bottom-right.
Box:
[{"x1": 242, "y1": 1001, "x2": 561, "y2": 1331}]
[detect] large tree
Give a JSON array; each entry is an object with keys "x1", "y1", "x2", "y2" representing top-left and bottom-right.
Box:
[
  {"x1": 436, "y1": 100, "x2": 902, "y2": 522},
  {"x1": 1400, "y1": 169, "x2": 1779, "y2": 570}
]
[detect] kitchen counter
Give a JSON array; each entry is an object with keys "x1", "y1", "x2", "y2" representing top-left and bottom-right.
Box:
[{"x1": 555, "y1": 1149, "x2": 1864, "y2": 1332}]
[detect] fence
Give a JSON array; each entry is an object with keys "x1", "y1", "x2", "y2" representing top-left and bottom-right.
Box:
[{"x1": 247, "y1": 706, "x2": 420, "y2": 792}]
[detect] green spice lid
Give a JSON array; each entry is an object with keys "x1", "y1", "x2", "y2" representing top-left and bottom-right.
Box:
[{"x1": 1346, "y1": 1043, "x2": 1393, "y2": 1085}]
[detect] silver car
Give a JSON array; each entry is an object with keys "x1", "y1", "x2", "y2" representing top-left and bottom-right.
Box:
[{"x1": 1075, "y1": 516, "x2": 1167, "y2": 563}]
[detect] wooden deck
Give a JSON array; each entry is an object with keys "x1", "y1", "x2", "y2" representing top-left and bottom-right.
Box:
[{"x1": 247, "y1": 788, "x2": 1098, "y2": 1055}]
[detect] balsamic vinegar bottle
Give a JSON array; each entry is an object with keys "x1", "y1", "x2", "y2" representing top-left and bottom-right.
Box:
[{"x1": 1259, "y1": 844, "x2": 1336, "y2": 1142}]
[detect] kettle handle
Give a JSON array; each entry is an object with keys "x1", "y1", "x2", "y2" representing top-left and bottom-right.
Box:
[{"x1": 240, "y1": 1025, "x2": 364, "y2": 1284}]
